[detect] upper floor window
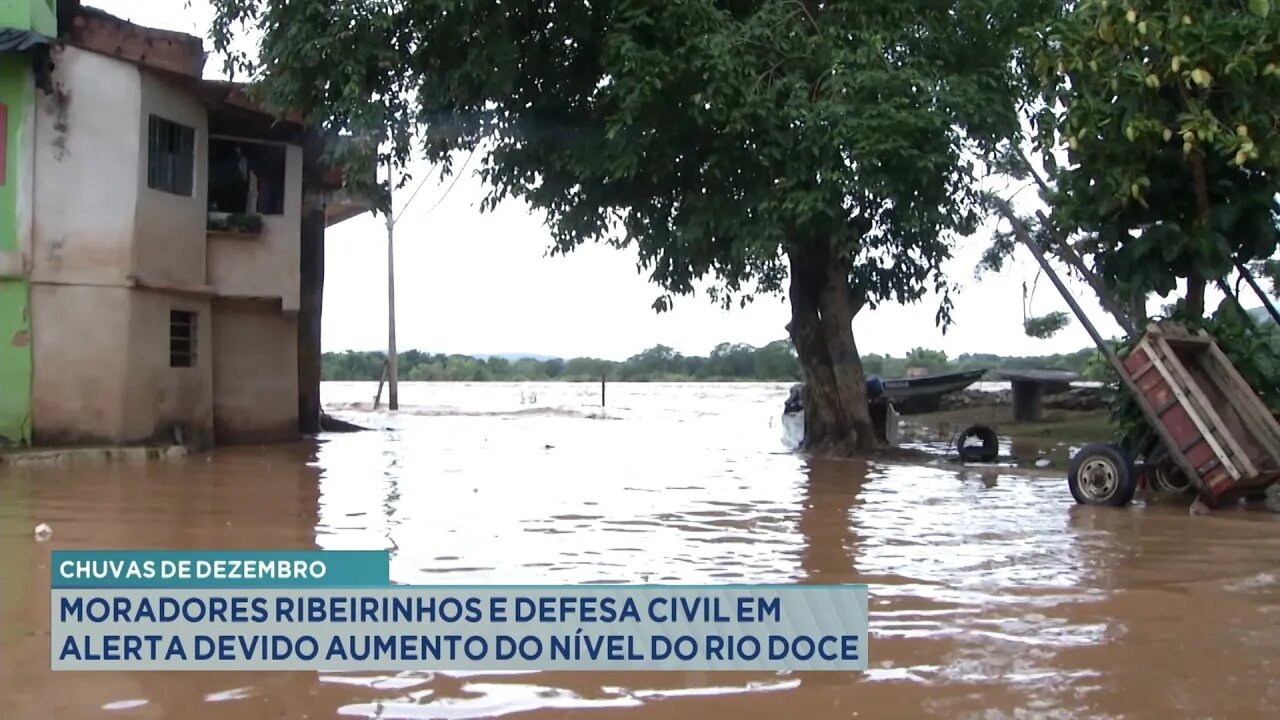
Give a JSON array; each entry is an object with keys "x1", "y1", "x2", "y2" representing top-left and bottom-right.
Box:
[
  {"x1": 147, "y1": 115, "x2": 195, "y2": 196},
  {"x1": 208, "y1": 138, "x2": 287, "y2": 215}
]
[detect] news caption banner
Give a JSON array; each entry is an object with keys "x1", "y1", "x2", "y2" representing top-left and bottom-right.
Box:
[{"x1": 51, "y1": 551, "x2": 868, "y2": 672}]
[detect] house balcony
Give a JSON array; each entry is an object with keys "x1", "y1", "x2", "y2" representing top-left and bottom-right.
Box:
[{"x1": 204, "y1": 132, "x2": 303, "y2": 311}]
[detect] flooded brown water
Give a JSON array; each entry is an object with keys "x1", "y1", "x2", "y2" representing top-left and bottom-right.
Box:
[{"x1": 4, "y1": 382, "x2": 1280, "y2": 719}]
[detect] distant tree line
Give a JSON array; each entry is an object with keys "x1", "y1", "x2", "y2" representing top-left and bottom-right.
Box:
[{"x1": 322, "y1": 342, "x2": 1106, "y2": 383}]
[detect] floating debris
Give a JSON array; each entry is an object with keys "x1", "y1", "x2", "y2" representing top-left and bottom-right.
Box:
[
  {"x1": 1035, "y1": 457, "x2": 1052, "y2": 469},
  {"x1": 34, "y1": 523, "x2": 52, "y2": 542}
]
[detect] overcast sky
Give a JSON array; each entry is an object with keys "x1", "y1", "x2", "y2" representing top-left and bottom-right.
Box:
[{"x1": 97, "y1": 0, "x2": 1207, "y2": 361}]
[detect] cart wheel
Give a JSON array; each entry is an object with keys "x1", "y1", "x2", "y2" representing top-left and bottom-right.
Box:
[
  {"x1": 1068, "y1": 444, "x2": 1138, "y2": 507},
  {"x1": 1146, "y1": 445, "x2": 1193, "y2": 494}
]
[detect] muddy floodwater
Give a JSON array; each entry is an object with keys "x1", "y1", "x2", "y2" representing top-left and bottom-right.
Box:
[{"x1": 4, "y1": 382, "x2": 1280, "y2": 719}]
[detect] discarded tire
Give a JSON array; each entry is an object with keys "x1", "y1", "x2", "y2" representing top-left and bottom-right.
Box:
[
  {"x1": 1068, "y1": 443, "x2": 1138, "y2": 507},
  {"x1": 956, "y1": 424, "x2": 1000, "y2": 463}
]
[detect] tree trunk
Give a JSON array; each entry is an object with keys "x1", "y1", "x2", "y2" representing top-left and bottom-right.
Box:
[
  {"x1": 1188, "y1": 154, "x2": 1211, "y2": 319},
  {"x1": 297, "y1": 195, "x2": 326, "y2": 435},
  {"x1": 786, "y1": 240, "x2": 875, "y2": 455},
  {"x1": 1185, "y1": 275, "x2": 1206, "y2": 319},
  {"x1": 298, "y1": 131, "x2": 328, "y2": 436}
]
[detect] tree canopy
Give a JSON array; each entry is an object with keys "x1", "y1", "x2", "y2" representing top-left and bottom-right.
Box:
[
  {"x1": 212, "y1": 0, "x2": 1045, "y2": 315},
  {"x1": 209, "y1": 0, "x2": 1054, "y2": 450},
  {"x1": 1023, "y1": 0, "x2": 1280, "y2": 318}
]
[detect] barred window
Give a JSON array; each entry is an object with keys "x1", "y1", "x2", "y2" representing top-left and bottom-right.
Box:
[
  {"x1": 170, "y1": 310, "x2": 197, "y2": 368},
  {"x1": 148, "y1": 115, "x2": 195, "y2": 196}
]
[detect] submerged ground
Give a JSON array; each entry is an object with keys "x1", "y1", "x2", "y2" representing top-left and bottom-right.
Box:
[{"x1": 3, "y1": 382, "x2": 1280, "y2": 719}]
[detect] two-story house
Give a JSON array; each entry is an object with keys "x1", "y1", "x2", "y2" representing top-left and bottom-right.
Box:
[{"x1": 0, "y1": 1, "x2": 368, "y2": 448}]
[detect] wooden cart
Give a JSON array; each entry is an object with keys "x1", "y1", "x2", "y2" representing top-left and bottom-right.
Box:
[
  {"x1": 1069, "y1": 322, "x2": 1280, "y2": 508},
  {"x1": 1002, "y1": 210, "x2": 1280, "y2": 508}
]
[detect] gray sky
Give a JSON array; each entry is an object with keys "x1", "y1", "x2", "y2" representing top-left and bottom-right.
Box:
[{"x1": 98, "y1": 0, "x2": 1184, "y2": 361}]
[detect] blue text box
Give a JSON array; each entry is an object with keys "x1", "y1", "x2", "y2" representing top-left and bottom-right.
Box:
[
  {"x1": 50, "y1": 585, "x2": 869, "y2": 672},
  {"x1": 50, "y1": 551, "x2": 389, "y2": 589}
]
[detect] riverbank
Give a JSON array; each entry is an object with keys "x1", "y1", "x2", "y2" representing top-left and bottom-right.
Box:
[{"x1": 909, "y1": 405, "x2": 1115, "y2": 444}]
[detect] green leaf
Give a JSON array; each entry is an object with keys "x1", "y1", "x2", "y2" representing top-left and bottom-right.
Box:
[{"x1": 1250, "y1": 0, "x2": 1271, "y2": 19}]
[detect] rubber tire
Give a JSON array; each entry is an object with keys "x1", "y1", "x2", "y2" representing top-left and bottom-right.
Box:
[
  {"x1": 956, "y1": 425, "x2": 1000, "y2": 463},
  {"x1": 1068, "y1": 443, "x2": 1138, "y2": 507},
  {"x1": 1146, "y1": 445, "x2": 1194, "y2": 494}
]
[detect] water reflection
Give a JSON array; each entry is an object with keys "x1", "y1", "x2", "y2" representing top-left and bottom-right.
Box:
[
  {"x1": 0, "y1": 446, "x2": 324, "y2": 718},
  {"x1": 2, "y1": 381, "x2": 1280, "y2": 718}
]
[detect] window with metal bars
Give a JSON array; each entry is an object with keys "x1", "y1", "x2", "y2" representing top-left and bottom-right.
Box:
[
  {"x1": 170, "y1": 310, "x2": 197, "y2": 368},
  {"x1": 147, "y1": 115, "x2": 195, "y2": 196}
]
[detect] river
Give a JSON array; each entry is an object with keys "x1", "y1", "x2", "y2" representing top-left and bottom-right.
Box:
[{"x1": 3, "y1": 381, "x2": 1280, "y2": 718}]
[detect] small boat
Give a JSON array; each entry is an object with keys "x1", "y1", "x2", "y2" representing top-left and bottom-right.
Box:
[
  {"x1": 881, "y1": 369, "x2": 987, "y2": 414},
  {"x1": 782, "y1": 369, "x2": 986, "y2": 418},
  {"x1": 880, "y1": 369, "x2": 987, "y2": 398}
]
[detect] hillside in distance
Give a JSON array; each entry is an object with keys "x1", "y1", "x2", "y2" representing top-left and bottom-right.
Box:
[
  {"x1": 322, "y1": 342, "x2": 1110, "y2": 383},
  {"x1": 470, "y1": 352, "x2": 561, "y2": 362}
]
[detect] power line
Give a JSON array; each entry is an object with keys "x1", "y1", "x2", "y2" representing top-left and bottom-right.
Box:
[
  {"x1": 391, "y1": 163, "x2": 439, "y2": 226},
  {"x1": 390, "y1": 148, "x2": 478, "y2": 225},
  {"x1": 411, "y1": 148, "x2": 478, "y2": 221}
]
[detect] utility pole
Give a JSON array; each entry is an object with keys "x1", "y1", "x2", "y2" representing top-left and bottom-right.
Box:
[
  {"x1": 378, "y1": 150, "x2": 450, "y2": 412},
  {"x1": 385, "y1": 158, "x2": 399, "y2": 411}
]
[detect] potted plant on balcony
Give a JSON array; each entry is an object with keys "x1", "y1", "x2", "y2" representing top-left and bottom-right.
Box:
[{"x1": 207, "y1": 212, "x2": 265, "y2": 237}]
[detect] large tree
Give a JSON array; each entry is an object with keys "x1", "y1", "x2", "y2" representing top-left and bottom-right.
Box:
[{"x1": 211, "y1": 0, "x2": 1045, "y2": 452}]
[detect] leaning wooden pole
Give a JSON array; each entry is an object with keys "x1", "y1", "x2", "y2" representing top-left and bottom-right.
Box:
[
  {"x1": 997, "y1": 204, "x2": 1130, "y2": 379},
  {"x1": 1236, "y1": 261, "x2": 1280, "y2": 326},
  {"x1": 1032, "y1": 210, "x2": 1138, "y2": 337},
  {"x1": 1014, "y1": 154, "x2": 1140, "y2": 336}
]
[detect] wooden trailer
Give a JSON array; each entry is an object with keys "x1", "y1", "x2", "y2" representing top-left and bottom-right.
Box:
[
  {"x1": 1094, "y1": 323, "x2": 1280, "y2": 507},
  {"x1": 996, "y1": 204, "x2": 1280, "y2": 508}
]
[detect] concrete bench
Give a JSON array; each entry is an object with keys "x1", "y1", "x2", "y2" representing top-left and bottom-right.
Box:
[{"x1": 996, "y1": 370, "x2": 1082, "y2": 423}]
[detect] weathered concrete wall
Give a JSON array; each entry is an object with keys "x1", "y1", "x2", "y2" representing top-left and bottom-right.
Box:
[
  {"x1": 120, "y1": 292, "x2": 214, "y2": 446},
  {"x1": 133, "y1": 71, "x2": 207, "y2": 291},
  {"x1": 207, "y1": 142, "x2": 302, "y2": 309},
  {"x1": 29, "y1": 284, "x2": 131, "y2": 444},
  {"x1": 31, "y1": 45, "x2": 138, "y2": 287},
  {"x1": 24, "y1": 44, "x2": 143, "y2": 446},
  {"x1": 212, "y1": 299, "x2": 299, "y2": 443}
]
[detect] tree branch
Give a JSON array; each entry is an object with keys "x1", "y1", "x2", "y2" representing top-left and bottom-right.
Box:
[{"x1": 795, "y1": 0, "x2": 819, "y2": 32}]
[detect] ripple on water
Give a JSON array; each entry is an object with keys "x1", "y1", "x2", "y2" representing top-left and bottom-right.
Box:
[{"x1": 5, "y1": 382, "x2": 1280, "y2": 719}]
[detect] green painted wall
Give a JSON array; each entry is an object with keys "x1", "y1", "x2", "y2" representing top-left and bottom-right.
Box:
[
  {"x1": 0, "y1": 0, "x2": 52, "y2": 445},
  {"x1": 0, "y1": 57, "x2": 32, "y2": 445},
  {"x1": 0, "y1": 0, "x2": 51, "y2": 32},
  {"x1": 0, "y1": 0, "x2": 30, "y2": 29}
]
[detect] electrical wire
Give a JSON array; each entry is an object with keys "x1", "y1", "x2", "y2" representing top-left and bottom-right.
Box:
[
  {"x1": 417, "y1": 148, "x2": 478, "y2": 219},
  {"x1": 392, "y1": 163, "x2": 440, "y2": 226}
]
